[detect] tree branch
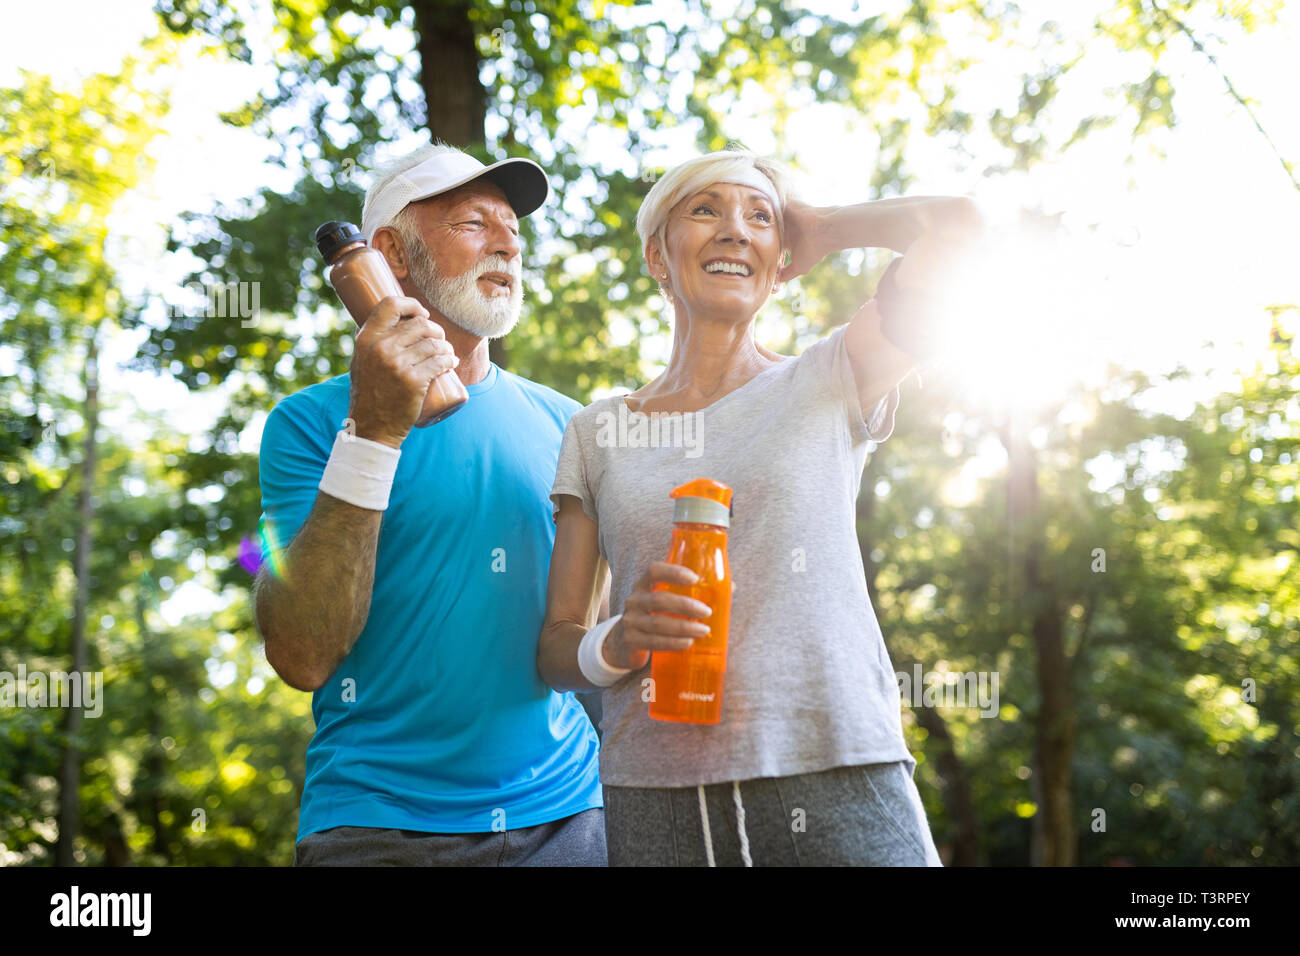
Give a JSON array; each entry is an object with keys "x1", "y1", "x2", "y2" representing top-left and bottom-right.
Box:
[
  {"x1": 1068, "y1": 587, "x2": 1099, "y2": 682},
  {"x1": 1150, "y1": 0, "x2": 1299, "y2": 192}
]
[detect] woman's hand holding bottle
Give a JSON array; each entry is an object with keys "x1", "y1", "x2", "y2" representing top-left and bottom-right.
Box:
[{"x1": 602, "y1": 562, "x2": 712, "y2": 670}]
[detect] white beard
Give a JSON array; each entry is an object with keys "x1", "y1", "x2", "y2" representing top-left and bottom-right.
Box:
[{"x1": 406, "y1": 243, "x2": 523, "y2": 340}]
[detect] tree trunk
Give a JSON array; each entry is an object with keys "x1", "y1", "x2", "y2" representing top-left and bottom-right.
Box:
[
  {"x1": 915, "y1": 705, "x2": 983, "y2": 865},
  {"x1": 139, "y1": 582, "x2": 170, "y2": 862},
  {"x1": 413, "y1": 0, "x2": 486, "y2": 150},
  {"x1": 145, "y1": 708, "x2": 169, "y2": 861},
  {"x1": 410, "y1": 0, "x2": 509, "y2": 370},
  {"x1": 1006, "y1": 417, "x2": 1076, "y2": 866},
  {"x1": 56, "y1": 326, "x2": 99, "y2": 866},
  {"x1": 858, "y1": 453, "x2": 981, "y2": 864}
]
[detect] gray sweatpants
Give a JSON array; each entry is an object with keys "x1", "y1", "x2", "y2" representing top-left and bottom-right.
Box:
[
  {"x1": 604, "y1": 762, "x2": 942, "y2": 866},
  {"x1": 293, "y1": 808, "x2": 607, "y2": 866}
]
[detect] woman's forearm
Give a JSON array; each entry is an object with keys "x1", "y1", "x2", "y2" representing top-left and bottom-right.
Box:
[
  {"x1": 820, "y1": 196, "x2": 980, "y2": 255},
  {"x1": 539, "y1": 620, "x2": 604, "y2": 692},
  {"x1": 539, "y1": 498, "x2": 612, "y2": 692}
]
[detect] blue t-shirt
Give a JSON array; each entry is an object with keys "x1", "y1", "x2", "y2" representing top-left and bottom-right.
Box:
[{"x1": 257, "y1": 363, "x2": 602, "y2": 839}]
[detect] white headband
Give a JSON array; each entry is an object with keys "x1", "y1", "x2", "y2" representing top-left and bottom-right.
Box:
[{"x1": 718, "y1": 167, "x2": 782, "y2": 225}]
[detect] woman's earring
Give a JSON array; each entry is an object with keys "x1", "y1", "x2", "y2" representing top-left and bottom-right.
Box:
[{"x1": 780, "y1": 249, "x2": 792, "y2": 268}]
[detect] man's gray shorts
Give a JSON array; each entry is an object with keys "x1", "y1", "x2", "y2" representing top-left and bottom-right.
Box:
[{"x1": 293, "y1": 808, "x2": 607, "y2": 866}]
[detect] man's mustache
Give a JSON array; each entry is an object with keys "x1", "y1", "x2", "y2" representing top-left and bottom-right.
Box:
[{"x1": 466, "y1": 255, "x2": 521, "y2": 283}]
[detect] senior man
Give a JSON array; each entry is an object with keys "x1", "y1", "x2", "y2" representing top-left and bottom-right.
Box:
[{"x1": 253, "y1": 142, "x2": 605, "y2": 866}]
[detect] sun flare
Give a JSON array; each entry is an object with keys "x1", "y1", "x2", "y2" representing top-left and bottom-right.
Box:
[{"x1": 919, "y1": 224, "x2": 1121, "y2": 416}]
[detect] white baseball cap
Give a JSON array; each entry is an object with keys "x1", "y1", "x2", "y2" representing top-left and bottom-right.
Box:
[{"x1": 361, "y1": 149, "x2": 549, "y2": 243}]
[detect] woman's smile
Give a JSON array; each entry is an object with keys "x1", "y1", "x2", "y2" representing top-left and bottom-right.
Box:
[{"x1": 702, "y1": 258, "x2": 754, "y2": 277}]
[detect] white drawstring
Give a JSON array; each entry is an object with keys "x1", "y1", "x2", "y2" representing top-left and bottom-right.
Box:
[
  {"x1": 697, "y1": 785, "x2": 715, "y2": 867},
  {"x1": 732, "y1": 780, "x2": 753, "y2": 867},
  {"x1": 697, "y1": 781, "x2": 754, "y2": 867}
]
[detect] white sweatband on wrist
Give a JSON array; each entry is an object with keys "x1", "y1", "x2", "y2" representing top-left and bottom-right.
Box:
[
  {"x1": 578, "y1": 614, "x2": 632, "y2": 687},
  {"x1": 318, "y1": 430, "x2": 401, "y2": 511}
]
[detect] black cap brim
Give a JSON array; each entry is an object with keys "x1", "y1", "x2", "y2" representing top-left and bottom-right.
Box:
[{"x1": 471, "y1": 157, "x2": 550, "y2": 218}]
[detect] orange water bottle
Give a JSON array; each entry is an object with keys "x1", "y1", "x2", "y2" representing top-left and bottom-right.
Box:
[{"x1": 648, "y1": 479, "x2": 734, "y2": 725}]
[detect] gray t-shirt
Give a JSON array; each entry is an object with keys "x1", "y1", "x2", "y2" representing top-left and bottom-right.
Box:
[{"x1": 550, "y1": 325, "x2": 916, "y2": 788}]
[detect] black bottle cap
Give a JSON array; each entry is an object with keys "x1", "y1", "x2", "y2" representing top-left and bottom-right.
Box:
[{"x1": 315, "y1": 220, "x2": 365, "y2": 263}]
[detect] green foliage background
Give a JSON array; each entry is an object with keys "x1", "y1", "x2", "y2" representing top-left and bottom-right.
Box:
[{"x1": 1, "y1": 0, "x2": 1296, "y2": 865}]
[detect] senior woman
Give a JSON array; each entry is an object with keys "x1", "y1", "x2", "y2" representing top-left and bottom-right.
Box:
[{"x1": 538, "y1": 149, "x2": 979, "y2": 866}]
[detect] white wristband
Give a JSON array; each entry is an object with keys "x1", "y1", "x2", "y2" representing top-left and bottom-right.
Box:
[
  {"x1": 318, "y1": 430, "x2": 401, "y2": 511},
  {"x1": 578, "y1": 614, "x2": 632, "y2": 687}
]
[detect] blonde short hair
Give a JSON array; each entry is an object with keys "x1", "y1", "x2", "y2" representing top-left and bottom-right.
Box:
[{"x1": 635, "y1": 150, "x2": 793, "y2": 267}]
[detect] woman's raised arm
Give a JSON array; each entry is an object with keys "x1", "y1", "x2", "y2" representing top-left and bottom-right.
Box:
[
  {"x1": 776, "y1": 195, "x2": 982, "y2": 281},
  {"x1": 773, "y1": 195, "x2": 984, "y2": 414}
]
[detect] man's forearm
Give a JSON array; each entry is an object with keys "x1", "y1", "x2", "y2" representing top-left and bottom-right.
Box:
[{"x1": 255, "y1": 491, "x2": 383, "y2": 691}]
